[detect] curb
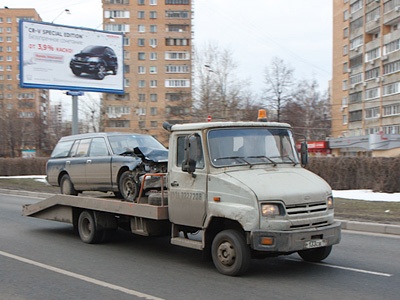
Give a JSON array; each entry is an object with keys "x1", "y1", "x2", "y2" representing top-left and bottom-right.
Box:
[{"x1": 2, "y1": 188, "x2": 400, "y2": 236}]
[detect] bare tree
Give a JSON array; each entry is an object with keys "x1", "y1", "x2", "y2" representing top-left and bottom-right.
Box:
[
  {"x1": 288, "y1": 79, "x2": 331, "y2": 140},
  {"x1": 263, "y1": 57, "x2": 294, "y2": 122},
  {"x1": 193, "y1": 43, "x2": 246, "y2": 122}
]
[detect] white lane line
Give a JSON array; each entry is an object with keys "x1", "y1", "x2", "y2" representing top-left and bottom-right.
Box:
[
  {"x1": 286, "y1": 257, "x2": 392, "y2": 277},
  {"x1": 0, "y1": 250, "x2": 164, "y2": 300}
]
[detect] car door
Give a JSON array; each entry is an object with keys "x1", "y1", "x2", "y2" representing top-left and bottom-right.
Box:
[
  {"x1": 66, "y1": 138, "x2": 91, "y2": 190},
  {"x1": 168, "y1": 134, "x2": 207, "y2": 228},
  {"x1": 86, "y1": 137, "x2": 112, "y2": 189}
]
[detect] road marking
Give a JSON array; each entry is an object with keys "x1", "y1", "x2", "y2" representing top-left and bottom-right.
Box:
[
  {"x1": 286, "y1": 257, "x2": 392, "y2": 277},
  {"x1": 0, "y1": 250, "x2": 164, "y2": 300}
]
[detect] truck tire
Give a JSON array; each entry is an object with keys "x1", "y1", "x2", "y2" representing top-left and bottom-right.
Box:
[
  {"x1": 298, "y1": 246, "x2": 332, "y2": 262},
  {"x1": 211, "y1": 230, "x2": 251, "y2": 276},
  {"x1": 78, "y1": 210, "x2": 103, "y2": 244},
  {"x1": 118, "y1": 171, "x2": 139, "y2": 202},
  {"x1": 60, "y1": 174, "x2": 78, "y2": 196}
]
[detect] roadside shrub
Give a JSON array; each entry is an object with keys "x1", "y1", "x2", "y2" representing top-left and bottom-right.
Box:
[
  {"x1": 0, "y1": 158, "x2": 48, "y2": 176},
  {"x1": 307, "y1": 157, "x2": 400, "y2": 193}
]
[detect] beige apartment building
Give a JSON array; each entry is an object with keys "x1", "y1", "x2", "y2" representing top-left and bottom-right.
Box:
[
  {"x1": 331, "y1": 0, "x2": 400, "y2": 157},
  {"x1": 101, "y1": 0, "x2": 193, "y2": 145},
  {"x1": 0, "y1": 8, "x2": 50, "y2": 157}
]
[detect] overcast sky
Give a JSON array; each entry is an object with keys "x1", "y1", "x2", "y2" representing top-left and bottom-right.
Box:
[{"x1": 2, "y1": 0, "x2": 332, "y2": 115}]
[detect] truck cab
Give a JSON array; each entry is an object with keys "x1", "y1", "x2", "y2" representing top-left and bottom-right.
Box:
[{"x1": 166, "y1": 121, "x2": 341, "y2": 276}]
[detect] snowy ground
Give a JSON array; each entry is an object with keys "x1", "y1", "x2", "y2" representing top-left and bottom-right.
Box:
[{"x1": 0, "y1": 175, "x2": 399, "y2": 202}]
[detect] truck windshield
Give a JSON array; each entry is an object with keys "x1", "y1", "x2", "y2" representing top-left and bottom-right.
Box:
[{"x1": 208, "y1": 128, "x2": 299, "y2": 167}]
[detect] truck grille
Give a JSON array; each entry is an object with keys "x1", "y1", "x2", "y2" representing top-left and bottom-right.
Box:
[{"x1": 285, "y1": 201, "x2": 327, "y2": 216}]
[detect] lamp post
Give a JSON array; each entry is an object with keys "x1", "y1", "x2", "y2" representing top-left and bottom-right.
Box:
[{"x1": 51, "y1": 9, "x2": 70, "y2": 23}]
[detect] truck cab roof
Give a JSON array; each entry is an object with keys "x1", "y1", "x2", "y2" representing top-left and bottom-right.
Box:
[{"x1": 169, "y1": 121, "x2": 292, "y2": 132}]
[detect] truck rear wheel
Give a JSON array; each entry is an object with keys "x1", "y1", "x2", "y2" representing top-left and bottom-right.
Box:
[
  {"x1": 298, "y1": 246, "x2": 332, "y2": 262},
  {"x1": 211, "y1": 230, "x2": 251, "y2": 276},
  {"x1": 78, "y1": 210, "x2": 103, "y2": 244}
]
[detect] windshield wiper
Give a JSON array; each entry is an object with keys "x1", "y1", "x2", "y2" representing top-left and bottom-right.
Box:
[
  {"x1": 246, "y1": 155, "x2": 277, "y2": 167},
  {"x1": 281, "y1": 155, "x2": 298, "y2": 166},
  {"x1": 214, "y1": 156, "x2": 251, "y2": 165}
]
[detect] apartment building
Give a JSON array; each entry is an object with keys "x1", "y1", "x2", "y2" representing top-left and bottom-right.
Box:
[
  {"x1": 101, "y1": 0, "x2": 193, "y2": 144},
  {"x1": 331, "y1": 0, "x2": 400, "y2": 157},
  {"x1": 0, "y1": 8, "x2": 50, "y2": 157}
]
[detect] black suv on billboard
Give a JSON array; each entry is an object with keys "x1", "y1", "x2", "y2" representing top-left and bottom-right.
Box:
[{"x1": 70, "y1": 45, "x2": 118, "y2": 80}]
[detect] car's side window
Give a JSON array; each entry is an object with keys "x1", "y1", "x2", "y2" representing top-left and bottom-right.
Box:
[
  {"x1": 74, "y1": 138, "x2": 91, "y2": 157},
  {"x1": 89, "y1": 138, "x2": 109, "y2": 156}
]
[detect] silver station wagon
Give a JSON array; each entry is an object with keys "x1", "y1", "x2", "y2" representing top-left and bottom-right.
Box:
[{"x1": 46, "y1": 132, "x2": 168, "y2": 201}]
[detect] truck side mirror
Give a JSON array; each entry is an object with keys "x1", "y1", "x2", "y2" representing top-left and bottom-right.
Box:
[
  {"x1": 300, "y1": 141, "x2": 308, "y2": 166},
  {"x1": 182, "y1": 158, "x2": 196, "y2": 174},
  {"x1": 182, "y1": 134, "x2": 200, "y2": 176}
]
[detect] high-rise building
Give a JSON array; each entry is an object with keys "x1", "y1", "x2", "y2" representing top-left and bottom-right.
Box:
[
  {"x1": 0, "y1": 8, "x2": 50, "y2": 157},
  {"x1": 101, "y1": 0, "x2": 193, "y2": 145},
  {"x1": 331, "y1": 0, "x2": 400, "y2": 157}
]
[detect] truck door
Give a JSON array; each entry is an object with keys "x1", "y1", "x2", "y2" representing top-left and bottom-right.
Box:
[{"x1": 168, "y1": 134, "x2": 207, "y2": 228}]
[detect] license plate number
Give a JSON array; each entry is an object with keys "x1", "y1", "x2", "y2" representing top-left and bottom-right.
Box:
[{"x1": 304, "y1": 239, "x2": 327, "y2": 249}]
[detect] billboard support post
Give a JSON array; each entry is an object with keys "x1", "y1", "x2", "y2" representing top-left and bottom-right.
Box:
[{"x1": 67, "y1": 91, "x2": 84, "y2": 135}]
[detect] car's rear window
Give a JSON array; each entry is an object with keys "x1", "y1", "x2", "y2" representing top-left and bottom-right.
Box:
[{"x1": 51, "y1": 140, "x2": 74, "y2": 158}]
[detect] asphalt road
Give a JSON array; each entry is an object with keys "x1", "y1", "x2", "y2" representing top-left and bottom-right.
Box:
[{"x1": 1, "y1": 193, "x2": 400, "y2": 300}]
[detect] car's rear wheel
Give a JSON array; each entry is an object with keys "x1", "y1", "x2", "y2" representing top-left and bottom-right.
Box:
[
  {"x1": 60, "y1": 174, "x2": 78, "y2": 196},
  {"x1": 95, "y1": 63, "x2": 106, "y2": 80},
  {"x1": 118, "y1": 171, "x2": 139, "y2": 202}
]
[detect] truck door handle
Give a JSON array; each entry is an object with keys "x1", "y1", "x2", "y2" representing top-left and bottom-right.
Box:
[
  {"x1": 171, "y1": 181, "x2": 179, "y2": 187},
  {"x1": 86, "y1": 160, "x2": 92, "y2": 164}
]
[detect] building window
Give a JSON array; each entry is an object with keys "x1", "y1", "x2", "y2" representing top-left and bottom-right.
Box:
[
  {"x1": 350, "y1": 35, "x2": 363, "y2": 50},
  {"x1": 365, "y1": 47, "x2": 380, "y2": 62},
  {"x1": 105, "y1": 24, "x2": 130, "y2": 32},
  {"x1": 343, "y1": 27, "x2": 349, "y2": 38},
  {"x1": 382, "y1": 82, "x2": 400, "y2": 96},
  {"x1": 137, "y1": 107, "x2": 146, "y2": 116},
  {"x1": 138, "y1": 66, "x2": 146, "y2": 74},
  {"x1": 384, "y1": 38, "x2": 400, "y2": 55},
  {"x1": 383, "y1": 125, "x2": 400, "y2": 134},
  {"x1": 138, "y1": 52, "x2": 146, "y2": 60},
  {"x1": 149, "y1": 66, "x2": 157, "y2": 73},
  {"x1": 165, "y1": 11, "x2": 190, "y2": 18},
  {"x1": 138, "y1": 94, "x2": 146, "y2": 102},
  {"x1": 150, "y1": 38, "x2": 157, "y2": 47},
  {"x1": 366, "y1": 8, "x2": 380, "y2": 23},
  {"x1": 365, "y1": 67, "x2": 380, "y2": 81},
  {"x1": 166, "y1": 0, "x2": 190, "y2": 4},
  {"x1": 342, "y1": 80, "x2": 348, "y2": 90},
  {"x1": 150, "y1": 107, "x2": 157, "y2": 115},
  {"x1": 165, "y1": 51, "x2": 190, "y2": 60},
  {"x1": 150, "y1": 25, "x2": 157, "y2": 33},
  {"x1": 350, "y1": 73, "x2": 363, "y2": 85},
  {"x1": 138, "y1": 80, "x2": 146, "y2": 88},
  {"x1": 150, "y1": 80, "x2": 158, "y2": 87},
  {"x1": 138, "y1": 11, "x2": 145, "y2": 18},
  {"x1": 138, "y1": 25, "x2": 145, "y2": 32},
  {"x1": 349, "y1": 54, "x2": 363, "y2": 68},
  {"x1": 350, "y1": 17, "x2": 363, "y2": 32},
  {"x1": 123, "y1": 37, "x2": 130, "y2": 46},
  {"x1": 365, "y1": 88, "x2": 380, "y2": 100},
  {"x1": 150, "y1": 94, "x2": 158, "y2": 102},
  {"x1": 138, "y1": 38, "x2": 145, "y2": 46},
  {"x1": 383, "y1": 60, "x2": 400, "y2": 75},
  {"x1": 166, "y1": 38, "x2": 189, "y2": 46},
  {"x1": 105, "y1": 10, "x2": 130, "y2": 18},
  {"x1": 349, "y1": 92, "x2": 362, "y2": 103},
  {"x1": 383, "y1": 103, "x2": 400, "y2": 116},
  {"x1": 151, "y1": 121, "x2": 158, "y2": 127},
  {"x1": 365, "y1": 107, "x2": 380, "y2": 119},
  {"x1": 150, "y1": 52, "x2": 157, "y2": 60},
  {"x1": 349, "y1": 110, "x2": 362, "y2": 122},
  {"x1": 108, "y1": 120, "x2": 130, "y2": 128},
  {"x1": 166, "y1": 65, "x2": 190, "y2": 73},
  {"x1": 138, "y1": 0, "x2": 145, "y2": 5},
  {"x1": 150, "y1": 0, "x2": 157, "y2": 4},
  {"x1": 165, "y1": 79, "x2": 190, "y2": 87},
  {"x1": 350, "y1": 0, "x2": 363, "y2": 13},
  {"x1": 342, "y1": 114, "x2": 348, "y2": 125}
]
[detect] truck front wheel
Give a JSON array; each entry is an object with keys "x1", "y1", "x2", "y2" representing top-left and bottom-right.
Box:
[
  {"x1": 298, "y1": 246, "x2": 332, "y2": 262},
  {"x1": 78, "y1": 210, "x2": 103, "y2": 244},
  {"x1": 211, "y1": 230, "x2": 251, "y2": 276}
]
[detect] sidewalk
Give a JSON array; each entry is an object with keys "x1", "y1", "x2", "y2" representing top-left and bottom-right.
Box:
[{"x1": 2, "y1": 188, "x2": 400, "y2": 236}]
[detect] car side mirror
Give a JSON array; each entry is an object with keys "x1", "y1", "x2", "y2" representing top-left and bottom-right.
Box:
[
  {"x1": 300, "y1": 141, "x2": 308, "y2": 166},
  {"x1": 182, "y1": 134, "x2": 200, "y2": 177}
]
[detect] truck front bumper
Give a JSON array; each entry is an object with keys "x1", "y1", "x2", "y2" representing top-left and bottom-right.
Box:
[{"x1": 250, "y1": 221, "x2": 341, "y2": 253}]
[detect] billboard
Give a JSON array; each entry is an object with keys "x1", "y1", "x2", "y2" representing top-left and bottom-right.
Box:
[{"x1": 19, "y1": 20, "x2": 124, "y2": 94}]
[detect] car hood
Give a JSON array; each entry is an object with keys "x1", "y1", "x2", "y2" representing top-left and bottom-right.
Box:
[{"x1": 225, "y1": 167, "x2": 331, "y2": 205}]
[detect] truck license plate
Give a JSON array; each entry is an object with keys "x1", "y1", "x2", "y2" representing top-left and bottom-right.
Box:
[{"x1": 304, "y1": 239, "x2": 327, "y2": 249}]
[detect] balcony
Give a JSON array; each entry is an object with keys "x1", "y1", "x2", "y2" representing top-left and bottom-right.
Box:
[{"x1": 383, "y1": 6, "x2": 400, "y2": 25}]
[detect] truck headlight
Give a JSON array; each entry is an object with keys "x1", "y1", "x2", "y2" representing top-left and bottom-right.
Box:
[
  {"x1": 261, "y1": 203, "x2": 283, "y2": 217},
  {"x1": 327, "y1": 196, "x2": 334, "y2": 209}
]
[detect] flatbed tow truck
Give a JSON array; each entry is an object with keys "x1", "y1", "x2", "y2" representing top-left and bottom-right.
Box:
[{"x1": 23, "y1": 117, "x2": 341, "y2": 276}]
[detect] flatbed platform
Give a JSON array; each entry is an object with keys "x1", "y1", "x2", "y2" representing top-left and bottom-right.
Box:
[{"x1": 22, "y1": 194, "x2": 169, "y2": 224}]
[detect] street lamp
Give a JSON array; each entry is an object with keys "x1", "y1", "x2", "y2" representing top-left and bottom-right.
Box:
[{"x1": 51, "y1": 9, "x2": 71, "y2": 23}]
